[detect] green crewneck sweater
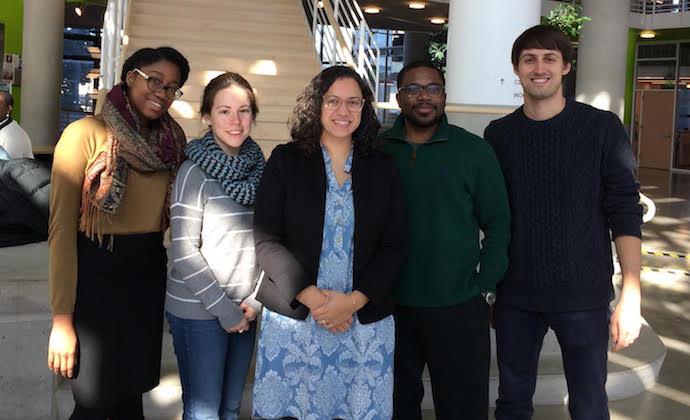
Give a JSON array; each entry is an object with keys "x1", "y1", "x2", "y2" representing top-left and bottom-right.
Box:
[{"x1": 380, "y1": 115, "x2": 511, "y2": 307}]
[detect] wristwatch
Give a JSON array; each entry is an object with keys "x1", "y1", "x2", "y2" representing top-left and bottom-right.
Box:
[{"x1": 481, "y1": 291, "x2": 496, "y2": 306}]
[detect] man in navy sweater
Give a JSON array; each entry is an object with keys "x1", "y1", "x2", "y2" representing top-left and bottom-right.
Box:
[{"x1": 484, "y1": 25, "x2": 643, "y2": 420}]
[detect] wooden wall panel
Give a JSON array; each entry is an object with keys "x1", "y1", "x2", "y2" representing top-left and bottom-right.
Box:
[{"x1": 122, "y1": 0, "x2": 321, "y2": 153}]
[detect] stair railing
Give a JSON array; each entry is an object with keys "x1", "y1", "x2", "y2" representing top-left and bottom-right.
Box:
[{"x1": 302, "y1": 0, "x2": 380, "y2": 101}]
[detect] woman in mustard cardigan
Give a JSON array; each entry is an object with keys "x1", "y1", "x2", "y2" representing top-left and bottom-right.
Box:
[{"x1": 47, "y1": 47, "x2": 189, "y2": 419}]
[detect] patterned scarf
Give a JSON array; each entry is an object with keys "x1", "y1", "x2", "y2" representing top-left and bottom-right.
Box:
[
  {"x1": 80, "y1": 83, "x2": 186, "y2": 242},
  {"x1": 185, "y1": 130, "x2": 265, "y2": 206}
]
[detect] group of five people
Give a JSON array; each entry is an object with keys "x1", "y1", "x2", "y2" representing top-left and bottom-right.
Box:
[{"x1": 46, "y1": 24, "x2": 642, "y2": 420}]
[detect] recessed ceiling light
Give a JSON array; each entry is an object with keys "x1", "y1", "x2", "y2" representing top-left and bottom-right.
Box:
[
  {"x1": 364, "y1": 6, "x2": 381, "y2": 14},
  {"x1": 639, "y1": 30, "x2": 656, "y2": 39},
  {"x1": 409, "y1": 2, "x2": 426, "y2": 9},
  {"x1": 430, "y1": 17, "x2": 446, "y2": 24}
]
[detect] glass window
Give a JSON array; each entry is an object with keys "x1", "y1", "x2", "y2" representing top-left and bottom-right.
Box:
[
  {"x1": 61, "y1": 59, "x2": 95, "y2": 112},
  {"x1": 638, "y1": 44, "x2": 677, "y2": 59},
  {"x1": 64, "y1": 38, "x2": 96, "y2": 57},
  {"x1": 636, "y1": 60, "x2": 677, "y2": 89},
  {"x1": 59, "y1": 27, "x2": 100, "y2": 135}
]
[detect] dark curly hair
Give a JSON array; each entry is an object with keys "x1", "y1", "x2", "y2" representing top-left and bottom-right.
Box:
[
  {"x1": 121, "y1": 46, "x2": 190, "y2": 86},
  {"x1": 289, "y1": 66, "x2": 380, "y2": 156}
]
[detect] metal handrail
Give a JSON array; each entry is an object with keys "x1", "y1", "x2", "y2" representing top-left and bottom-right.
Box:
[
  {"x1": 302, "y1": 0, "x2": 380, "y2": 101},
  {"x1": 630, "y1": 0, "x2": 690, "y2": 14}
]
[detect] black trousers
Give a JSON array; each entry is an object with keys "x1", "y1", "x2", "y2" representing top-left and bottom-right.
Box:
[
  {"x1": 70, "y1": 394, "x2": 143, "y2": 420},
  {"x1": 393, "y1": 296, "x2": 490, "y2": 420},
  {"x1": 494, "y1": 303, "x2": 610, "y2": 420}
]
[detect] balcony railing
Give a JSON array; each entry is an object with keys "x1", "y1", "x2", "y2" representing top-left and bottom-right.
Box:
[{"x1": 631, "y1": 0, "x2": 690, "y2": 14}]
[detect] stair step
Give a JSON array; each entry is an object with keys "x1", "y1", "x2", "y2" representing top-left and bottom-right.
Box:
[
  {"x1": 169, "y1": 102, "x2": 294, "y2": 124},
  {"x1": 177, "y1": 118, "x2": 290, "y2": 143},
  {"x1": 130, "y1": 12, "x2": 307, "y2": 33},
  {"x1": 131, "y1": 1, "x2": 305, "y2": 23},
  {"x1": 177, "y1": 80, "x2": 307, "y2": 108},
  {"x1": 128, "y1": 25, "x2": 314, "y2": 51}
]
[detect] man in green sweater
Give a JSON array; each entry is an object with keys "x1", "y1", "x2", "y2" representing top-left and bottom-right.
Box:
[{"x1": 380, "y1": 61, "x2": 511, "y2": 420}]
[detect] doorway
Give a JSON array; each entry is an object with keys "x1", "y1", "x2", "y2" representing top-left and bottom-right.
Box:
[{"x1": 637, "y1": 91, "x2": 675, "y2": 170}]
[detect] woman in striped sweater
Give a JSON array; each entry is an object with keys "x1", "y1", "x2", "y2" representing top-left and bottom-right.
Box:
[{"x1": 165, "y1": 72, "x2": 265, "y2": 420}]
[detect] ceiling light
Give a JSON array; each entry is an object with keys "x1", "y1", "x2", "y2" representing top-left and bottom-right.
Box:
[
  {"x1": 364, "y1": 6, "x2": 381, "y2": 14},
  {"x1": 74, "y1": 5, "x2": 83, "y2": 16},
  {"x1": 640, "y1": 30, "x2": 656, "y2": 39},
  {"x1": 430, "y1": 17, "x2": 446, "y2": 24},
  {"x1": 409, "y1": 2, "x2": 426, "y2": 9}
]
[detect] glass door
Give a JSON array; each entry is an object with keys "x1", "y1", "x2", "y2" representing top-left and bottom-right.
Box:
[
  {"x1": 633, "y1": 44, "x2": 677, "y2": 170},
  {"x1": 674, "y1": 43, "x2": 690, "y2": 170}
]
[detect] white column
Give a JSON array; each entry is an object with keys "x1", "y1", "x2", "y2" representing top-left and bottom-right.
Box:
[
  {"x1": 20, "y1": 0, "x2": 65, "y2": 147},
  {"x1": 576, "y1": 0, "x2": 629, "y2": 119},
  {"x1": 445, "y1": 0, "x2": 541, "y2": 107}
]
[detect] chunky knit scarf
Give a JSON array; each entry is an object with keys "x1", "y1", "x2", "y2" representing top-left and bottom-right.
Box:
[
  {"x1": 80, "y1": 83, "x2": 186, "y2": 242},
  {"x1": 185, "y1": 130, "x2": 265, "y2": 206}
]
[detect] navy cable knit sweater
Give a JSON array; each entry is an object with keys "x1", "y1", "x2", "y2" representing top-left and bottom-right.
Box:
[{"x1": 484, "y1": 99, "x2": 642, "y2": 312}]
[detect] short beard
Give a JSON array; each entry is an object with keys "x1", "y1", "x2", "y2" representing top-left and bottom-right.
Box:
[{"x1": 403, "y1": 108, "x2": 443, "y2": 129}]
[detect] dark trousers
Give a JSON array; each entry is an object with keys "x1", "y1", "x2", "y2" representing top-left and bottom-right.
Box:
[
  {"x1": 393, "y1": 296, "x2": 490, "y2": 420},
  {"x1": 494, "y1": 303, "x2": 610, "y2": 420},
  {"x1": 70, "y1": 394, "x2": 143, "y2": 420}
]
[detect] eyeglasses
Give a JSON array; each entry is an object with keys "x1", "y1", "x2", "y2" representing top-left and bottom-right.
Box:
[
  {"x1": 133, "y1": 68, "x2": 183, "y2": 100},
  {"x1": 399, "y1": 83, "x2": 445, "y2": 98},
  {"x1": 323, "y1": 96, "x2": 364, "y2": 112}
]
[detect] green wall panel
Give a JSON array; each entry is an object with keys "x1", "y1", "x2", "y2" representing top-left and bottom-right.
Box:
[{"x1": 0, "y1": 0, "x2": 23, "y2": 122}]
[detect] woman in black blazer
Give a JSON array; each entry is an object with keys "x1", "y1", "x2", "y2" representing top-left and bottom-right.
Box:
[{"x1": 251, "y1": 66, "x2": 405, "y2": 419}]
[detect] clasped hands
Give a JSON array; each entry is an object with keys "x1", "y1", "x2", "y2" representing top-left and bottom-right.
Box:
[
  {"x1": 227, "y1": 302, "x2": 257, "y2": 334},
  {"x1": 298, "y1": 286, "x2": 360, "y2": 333}
]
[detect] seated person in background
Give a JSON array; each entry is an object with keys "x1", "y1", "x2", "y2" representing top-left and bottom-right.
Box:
[
  {"x1": 0, "y1": 90, "x2": 33, "y2": 159},
  {"x1": 0, "y1": 157, "x2": 50, "y2": 247}
]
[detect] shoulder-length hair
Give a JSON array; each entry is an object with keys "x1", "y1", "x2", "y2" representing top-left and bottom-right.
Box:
[{"x1": 289, "y1": 66, "x2": 380, "y2": 156}]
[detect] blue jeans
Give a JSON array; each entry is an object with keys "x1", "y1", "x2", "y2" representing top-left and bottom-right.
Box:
[
  {"x1": 166, "y1": 312, "x2": 256, "y2": 420},
  {"x1": 494, "y1": 304, "x2": 610, "y2": 420}
]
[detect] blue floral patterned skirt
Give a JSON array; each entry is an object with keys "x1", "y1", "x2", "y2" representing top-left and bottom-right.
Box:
[{"x1": 252, "y1": 310, "x2": 395, "y2": 420}]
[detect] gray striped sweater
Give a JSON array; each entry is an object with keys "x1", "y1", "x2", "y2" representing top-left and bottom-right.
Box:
[{"x1": 165, "y1": 160, "x2": 263, "y2": 329}]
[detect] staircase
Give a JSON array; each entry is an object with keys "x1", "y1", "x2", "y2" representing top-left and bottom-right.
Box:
[{"x1": 121, "y1": 0, "x2": 321, "y2": 155}]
